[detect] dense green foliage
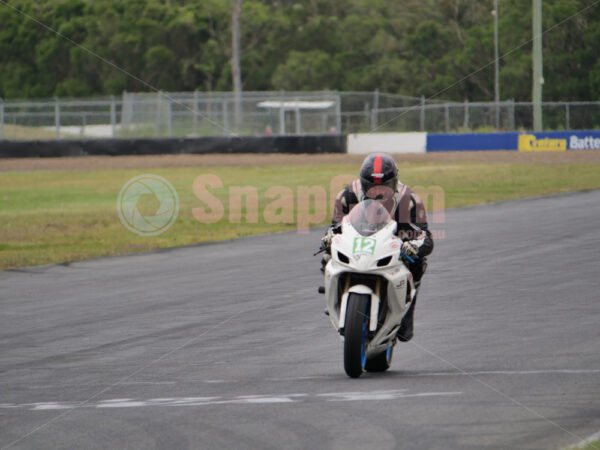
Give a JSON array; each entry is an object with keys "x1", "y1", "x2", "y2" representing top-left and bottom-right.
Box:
[{"x1": 1, "y1": 0, "x2": 599, "y2": 100}]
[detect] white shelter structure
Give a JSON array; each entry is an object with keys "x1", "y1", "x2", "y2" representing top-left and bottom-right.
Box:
[{"x1": 257, "y1": 100, "x2": 340, "y2": 134}]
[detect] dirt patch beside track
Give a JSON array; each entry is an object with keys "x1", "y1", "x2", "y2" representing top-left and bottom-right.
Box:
[{"x1": 2, "y1": 150, "x2": 600, "y2": 172}]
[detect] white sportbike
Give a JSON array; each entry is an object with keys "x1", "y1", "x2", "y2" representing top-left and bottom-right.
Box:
[{"x1": 321, "y1": 199, "x2": 419, "y2": 378}]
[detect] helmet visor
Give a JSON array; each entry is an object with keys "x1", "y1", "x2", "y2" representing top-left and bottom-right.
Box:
[{"x1": 361, "y1": 178, "x2": 397, "y2": 196}]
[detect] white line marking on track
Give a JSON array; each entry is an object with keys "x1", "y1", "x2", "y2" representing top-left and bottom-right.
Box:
[
  {"x1": 261, "y1": 369, "x2": 600, "y2": 383},
  {"x1": 318, "y1": 390, "x2": 463, "y2": 402},
  {"x1": 31, "y1": 403, "x2": 79, "y2": 411},
  {"x1": 408, "y1": 369, "x2": 600, "y2": 377},
  {"x1": 0, "y1": 390, "x2": 462, "y2": 411},
  {"x1": 265, "y1": 376, "x2": 331, "y2": 382}
]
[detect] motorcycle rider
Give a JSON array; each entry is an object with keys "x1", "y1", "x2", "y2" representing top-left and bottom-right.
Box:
[{"x1": 321, "y1": 152, "x2": 434, "y2": 342}]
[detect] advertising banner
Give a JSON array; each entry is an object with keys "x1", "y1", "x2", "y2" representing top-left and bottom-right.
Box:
[
  {"x1": 427, "y1": 131, "x2": 600, "y2": 152},
  {"x1": 517, "y1": 131, "x2": 600, "y2": 152},
  {"x1": 427, "y1": 133, "x2": 518, "y2": 152}
]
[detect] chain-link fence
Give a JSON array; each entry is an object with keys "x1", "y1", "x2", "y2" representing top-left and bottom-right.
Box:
[
  {"x1": 371, "y1": 100, "x2": 600, "y2": 133},
  {"x1": 1, "y1": 91, "x2": 599, "y2": 140}
]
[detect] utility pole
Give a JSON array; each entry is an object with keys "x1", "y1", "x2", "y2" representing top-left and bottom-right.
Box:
[
  {"x1": 232, "y1": 0, "x2": 243, "y2": 134},
  {"x1": 532, "y1": 0, "x2": 543, "y2": 131},
  {"x1": 493, "y1": 0, "x2": 500, "y2": 130}
]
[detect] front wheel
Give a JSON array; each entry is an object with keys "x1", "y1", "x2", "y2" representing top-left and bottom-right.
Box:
[{"x1": 343, "y1": 293, "x2": 370, "y2": 378}]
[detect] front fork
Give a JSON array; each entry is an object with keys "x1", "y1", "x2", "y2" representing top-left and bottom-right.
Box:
[{"x1": 339, "y1": 277, "x2": 382, "y2": 333}]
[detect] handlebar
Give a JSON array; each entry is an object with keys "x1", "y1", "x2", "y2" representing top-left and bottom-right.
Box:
[{"x1": 313, "y1": 246, "x2": 327, "y2": 256}]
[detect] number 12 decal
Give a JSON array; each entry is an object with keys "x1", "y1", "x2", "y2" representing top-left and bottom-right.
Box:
[{"x1": 353, "y1": 237, "x2": 376, "y2": 255}]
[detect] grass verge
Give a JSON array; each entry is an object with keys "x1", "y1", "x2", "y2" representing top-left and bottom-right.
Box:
[
  {"x1": 568, "y1": 440, "x2": 600, "y2": 450},
  {"x1": 1, "y1": 124, "x2": 59, "y2": 140},
  {"x1": 1, "y1": 159, "x2": 600, "y2": 270}
]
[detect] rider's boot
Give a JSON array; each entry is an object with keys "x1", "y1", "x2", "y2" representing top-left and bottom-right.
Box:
[{"x1": 397, "y1": 281, "x2": 420, "y2": 342}]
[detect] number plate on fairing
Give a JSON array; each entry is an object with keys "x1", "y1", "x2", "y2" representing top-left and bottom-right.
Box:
[{"x1": 352, "y1": 237, "x2": 376, "y2": 256}]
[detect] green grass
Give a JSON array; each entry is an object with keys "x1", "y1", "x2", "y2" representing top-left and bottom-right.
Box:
[
  {"x1": 1, "y1": 124, "x2": 59, "y2": 140},
  {"x1": 568, "y1": 440, "x2": 600, "y2": 450},
  {"x1": 1, "y1": 160, "x2": 600, "y2": 270}
]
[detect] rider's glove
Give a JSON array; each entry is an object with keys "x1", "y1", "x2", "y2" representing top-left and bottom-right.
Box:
[
  {"x1": 320, "y1": 228, "x2": 334, "y2": 253},
  {"x1": 321, "y1": 224, "x2": 342, "y2": 253},
  {"x1": 401, "y1": 240, "x2": 421, "y2": 257},
  {"x1": 321, "y1": 229, "x2": 333, "y2": 251}
]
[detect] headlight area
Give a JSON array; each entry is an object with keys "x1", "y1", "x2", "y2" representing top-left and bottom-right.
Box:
[
  {"x1": 377, "y1": 255, "x2": 393, "y2": 267},
  {"x1": 336, "y1": 251, "x2": 350, "y2": 264}
]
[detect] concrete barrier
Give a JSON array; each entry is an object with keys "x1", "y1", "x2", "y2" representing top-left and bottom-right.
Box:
[{"x1": 347, "y1": 133, "x2": 427, "y2": 154}]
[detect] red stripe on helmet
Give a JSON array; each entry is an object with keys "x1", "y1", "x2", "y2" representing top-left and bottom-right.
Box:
[{"x1": 373, "y1": 153, "x2": 383, "y2": 184}]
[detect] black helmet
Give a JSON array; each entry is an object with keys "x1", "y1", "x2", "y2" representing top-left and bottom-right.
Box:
[{"x1": 359, "y1": 152, "x2": 398, "y2": 195}]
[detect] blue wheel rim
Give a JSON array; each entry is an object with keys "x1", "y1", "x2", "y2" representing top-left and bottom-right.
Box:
[{"x1": 360, "y1": 321, "x2": 367, "y2": 369}]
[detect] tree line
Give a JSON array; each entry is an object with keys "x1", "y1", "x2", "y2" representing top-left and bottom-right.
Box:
[{"x1": 1, "y1": 0, "x2": 599, "y2": 101}]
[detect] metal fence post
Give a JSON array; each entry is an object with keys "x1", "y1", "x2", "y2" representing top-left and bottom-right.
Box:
[
  {"x1": 420, "y1": 95, "x2": 425, "y2": 131},
  {"x1": 372, "y1": 89, "x2": 379, "y2": 131},
  {"x1": 155, "y1": 91, "x2": 162, "y2": 137},
  {"x1": 110, "y1": 95, "x2": 116, "y2": 138},
  {"x1": 167, "y1": 99, "x2": 173, "y2": 137},
  {"x1": 444, "y1": 103, "x2": 450, "y2": 133},
  {"x1": 463, "y1": 99, "x2": 469, "y2": 130},
  {"x1": 509, "y1": 100, "x2": 515, "y2": 131},
  {"x1": 335, "y1": 94, "x2": 342, "y2": 133},
  {"x1": 370, "y1": 109, "x2": 377, "y2": 132},
  {"x1": 55, "y1": 97, "x2": 61, "y2": 139},
  {"x1": 278, "y1": 105, "x2": 285, "y2": 135},
  {"x1": 193, "y1": 89, "x2": 199, "y2": 134},
  {"x1": 565, "y1": 103, "x2": 570, "y2": 130},
  {"x1": 0, "y1": 98, "x2": 4, "y2": 141},
  {"x1": 295, "y1": 106, "x2": 301, "y2": 134},
  {"x1": 223, "y1": 100, "x2": 230, "y2": 134}
]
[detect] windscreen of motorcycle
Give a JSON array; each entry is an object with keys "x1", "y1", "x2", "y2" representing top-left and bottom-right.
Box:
[{"x1": 347, "y1": 199, "x2": 393, "y2": 237}]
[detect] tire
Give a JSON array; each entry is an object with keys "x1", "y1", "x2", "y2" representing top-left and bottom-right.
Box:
[
  {"x1": 343, "y1": 293, "x2": 370, "y2": 378},
  {"x1": 365, "y1": 346, "x2": 393, "y2": 372}
]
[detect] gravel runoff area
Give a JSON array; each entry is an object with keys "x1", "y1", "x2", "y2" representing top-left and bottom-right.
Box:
[{"x1": 2, "y1": 150, "x2": 600, "y2": 171}]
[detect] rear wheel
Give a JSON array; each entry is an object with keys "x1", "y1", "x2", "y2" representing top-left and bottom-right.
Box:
[
  {"x1": 365, "y1": 346, "x2": 393, "y2": 372},
  {"x1": 343, "y1": 293, "x2": 370, "y2": 378}
]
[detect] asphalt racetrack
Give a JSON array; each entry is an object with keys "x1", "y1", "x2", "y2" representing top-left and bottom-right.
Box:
[{"x1": 1, "y1": 190, "x2": 599, "y2": 449}]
